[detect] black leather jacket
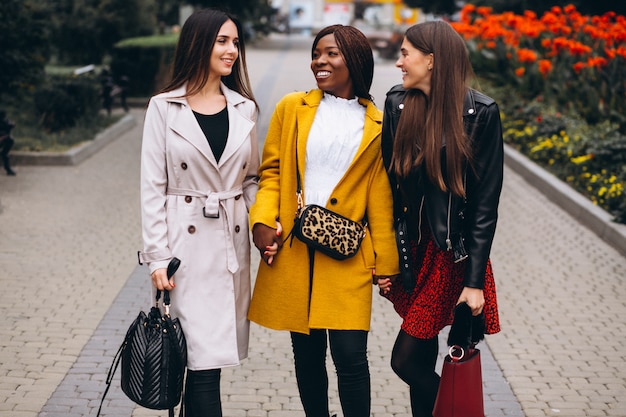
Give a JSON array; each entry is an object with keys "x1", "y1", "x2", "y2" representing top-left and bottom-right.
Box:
[{"x1": 381, "y1": 85, "x2": 504, "y2": 289}]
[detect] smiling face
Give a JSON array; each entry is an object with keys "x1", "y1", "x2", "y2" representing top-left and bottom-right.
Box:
[
  {"x1": 396, "y1": 38, "x2": 433, "y2": 96},
  {"x1": 210, "y1": 19, "x2": 239, "y2": 78},
  {"x1": 311, "y1": 33, "x2": 354, "y2": 99}
]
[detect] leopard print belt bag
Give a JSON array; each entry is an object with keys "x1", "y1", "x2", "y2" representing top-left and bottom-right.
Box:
[{"x1": 292, "y1": 204, "x2": 366, "y2": 260}]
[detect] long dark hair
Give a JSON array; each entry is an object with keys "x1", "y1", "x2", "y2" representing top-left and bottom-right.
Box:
[
  {"x1": 160, "y1": 9, "x2": 257, "y2": 108},
  {"x1": 390, "y1": 21, "x2": 473, "y2": 197},
  {"x1": 312, "y1": 25, "x2": 375, "y2": 101}
]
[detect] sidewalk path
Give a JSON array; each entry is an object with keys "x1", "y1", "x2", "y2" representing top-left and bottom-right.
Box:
[{"x1": 0, "y1": 34, "x2": 624, "y2": 417}]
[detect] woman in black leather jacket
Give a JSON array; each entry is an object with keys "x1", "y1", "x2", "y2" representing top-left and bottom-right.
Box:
[{"x1": 376, "y1": 21, "x2": 503, "y2": 417}]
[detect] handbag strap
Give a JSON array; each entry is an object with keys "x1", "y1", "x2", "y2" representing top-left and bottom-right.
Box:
[
  {"x1": 295, "y1": 128, "x2": 305, "y2": 210},
  {"x1": 95, "y1": 341, "x2": 124, "y2": 416},
  {"x1": 97, "y1": 257, "x2": 184, "y2": 417},
  {"x1": 293, "y1": 128, "x2": 367, "y2": 226},
  {"x1": 95, "y1": 337, "x2": 183, "y2": 417}
]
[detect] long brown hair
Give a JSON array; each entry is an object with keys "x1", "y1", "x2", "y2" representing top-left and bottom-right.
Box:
[
  {"x1": 390, "y1": 21, "x2": 473, "y2": 197},
  {"x1": 312, "y1": 25, "x2": 375, "y2": 101},
  {"x1": 160, "y1": 9, "x2": 257, "y2": 108}
]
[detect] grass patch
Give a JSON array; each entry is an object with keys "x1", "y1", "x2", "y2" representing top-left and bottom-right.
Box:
[{"x1": 13, "y1": 113, "x2": 123, "y2": 152}]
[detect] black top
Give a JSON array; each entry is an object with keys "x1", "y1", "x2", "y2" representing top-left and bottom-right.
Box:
[{"x1": 193, "y1": 107, "x2": 229, "y2": 163}]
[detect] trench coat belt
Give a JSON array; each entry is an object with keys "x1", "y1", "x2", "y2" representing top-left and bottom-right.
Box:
[{"x1": 167, "y1": 186, "x2": 243, "y2": 273}]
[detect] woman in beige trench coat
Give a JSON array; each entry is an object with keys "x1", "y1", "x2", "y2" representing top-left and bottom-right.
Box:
[{"x1": 139, "y1": 9, "x2": 259, "y2": 416}]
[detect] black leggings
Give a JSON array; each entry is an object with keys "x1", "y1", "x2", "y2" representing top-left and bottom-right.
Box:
[
  {"x1": 184, "y1": 368, "x2": 222, "y2": 417},
  {"x1": 391, "y1": 330, "x2": 440, "y2": 417},
  {"x1": 291, "y1": 329, "x2": 370, "y2": 417},
  {"x1": 1, "y1": 136, "x2": 14, "y2": 173}
]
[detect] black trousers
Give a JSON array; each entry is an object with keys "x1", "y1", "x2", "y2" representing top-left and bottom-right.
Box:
[
  {"x1": 1, "y1": 136, "x2": 14, "y2": 173},
  {"x1": 291, "y1": 329, "x2": 370, "y2": 417},
  {"x1": 184, "y1": 368, "x2": 222, "y2": 417},
  {"x1": 391, "y1": 330, "x2": 440, "y2": 417}
]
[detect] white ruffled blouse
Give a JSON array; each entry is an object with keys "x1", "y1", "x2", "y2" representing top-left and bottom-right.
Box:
[{"x1": 304, "y1": 93, "x2": 366, "y2": 206}]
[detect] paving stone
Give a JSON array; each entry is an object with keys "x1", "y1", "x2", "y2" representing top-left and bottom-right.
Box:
[{"x1": 1, "y1": 33, "x2": 624, "y2": 417}]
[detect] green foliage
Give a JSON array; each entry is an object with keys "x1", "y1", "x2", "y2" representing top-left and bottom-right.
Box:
[
  {"x1": 402, "y1": 0, "x2": 457, "y2": 16},
  {"x1": 486, "y1": 81, "x2": 626, "y2": 224},
  {"x1": 155, "y1": 0, "x2": 180, "y2": 27},
  {"x1": 33, "y1": 74, "x2": 101, "y2": 132},
  {"x1": 51, "y1": 0, "x2": 157, "y2": 65},
  {"x1": 115, "y1": 34, "x2": 179, "y2": 48},
  {"x1": 0, "y1": 0, "x2": 50, "y2": 98},
  {"x1": 191, "y1": 0, "x2": 278, "y2": 38},
  {"x1": 8, "y1": 72, "x2": 118, "y2": 152},
  {"x1": 111, "y1": 37, "x2": 177, "y2": 96},
  {"x1": 191, "y1": 0, "x2": 263, "y2": 14}
]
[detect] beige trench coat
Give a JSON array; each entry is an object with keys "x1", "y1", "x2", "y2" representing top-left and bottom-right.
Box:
[{"x1": 140, "y1": 84, "x2": 259, "y2": 370}]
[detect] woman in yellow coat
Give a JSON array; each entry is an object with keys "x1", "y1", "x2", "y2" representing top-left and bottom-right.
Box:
[{"x1": 248, "y1": 25, "x2": 399, "y2": 417}]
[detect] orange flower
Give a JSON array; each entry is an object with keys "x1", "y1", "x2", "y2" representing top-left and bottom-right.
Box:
[
  {"x1": 476, "y1": 6, "x2": 492, "y2": 17},
  {"x1": 567, "y1": 40, "x2": 592, "y2": 56},
  {"x1": 573, "y1": 62, "x2": 586, "y2": 73},
  {"x1": 564, "y1": 4, "x2": 576, "y2": 14},
  {"x1": 515, "y1": 67, "x2": 526, "y2": 77},
  {"x1": 486, "y1": 40, "x2": 497, "y2": 49},
  {"x1": 587, "y1": 56, "x2": 608, "y2": 67},
  {"x1": 538, "y1": 59, "x2": 553, "y2": 78},
  {"x1": 462, "y1": 3, "x2": 476, "y2": 13},
  {"x1": 516, "y1": 48, "x2": 537, "y2": 63}
]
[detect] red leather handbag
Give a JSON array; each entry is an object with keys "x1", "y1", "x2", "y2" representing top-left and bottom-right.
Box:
[
  {"x1": 432, "y1": 345, "x2": 484, "y2": 417},
  {"x1": 433, "y1": 302, "x2": 486, "y2": 417}
]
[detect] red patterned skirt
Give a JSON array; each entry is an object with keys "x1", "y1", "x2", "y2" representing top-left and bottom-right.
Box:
[{"x1": 384, "y1": 232, "x2": 500, "y2": 339}]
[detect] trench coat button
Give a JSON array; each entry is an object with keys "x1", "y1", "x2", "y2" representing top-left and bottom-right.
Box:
[
  {"x1": 330, "y1": 198, "x2": 337, "y2": 205},
  {"x1": 235, "y1": 195, "x2": 241, "y2": 200},
  {"x1": 235, "y1": 225, "x2": 241, "y2": 233},
  {"x1": 185, "y1": 196, "x2": 192, "y2": 203},
  {"x1": 181, "y1": 162, "x2": 188, "y2": 170},
  {"x1": 188, "y1": 225, "x2": 196, "y2": 234}
]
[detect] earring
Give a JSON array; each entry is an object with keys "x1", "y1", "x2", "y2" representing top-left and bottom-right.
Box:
[{"x1": 428, "y1": 66, "x2": 433, "y2": 71}]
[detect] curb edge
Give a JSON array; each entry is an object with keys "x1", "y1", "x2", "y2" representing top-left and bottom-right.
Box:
[
  {"x1": 11, "y1": 113, "x2": 137, "y2": 166},
  {"x1": 504, "y1": 143, "x2": 626, "y2": 257}
]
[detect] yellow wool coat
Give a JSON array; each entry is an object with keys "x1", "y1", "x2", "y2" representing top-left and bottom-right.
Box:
[{"x1": 248, "y1": 89, "x2": 399, "y2": 334}]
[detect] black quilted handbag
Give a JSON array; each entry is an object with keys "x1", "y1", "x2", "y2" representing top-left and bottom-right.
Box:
[{"x1": 97, "y1": 257, "x2": 187, "y2": 417}]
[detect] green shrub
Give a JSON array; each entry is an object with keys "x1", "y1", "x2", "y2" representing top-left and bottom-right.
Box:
[
  {"x1": 110, "y1": 34, "x2": 178, "y2": 97},
  {"x1": 491, "y1": 87, "x2": 626, "y2": 224},
  {"x1": 33, "y1": 74, "x2": 100, "y2": 132}
]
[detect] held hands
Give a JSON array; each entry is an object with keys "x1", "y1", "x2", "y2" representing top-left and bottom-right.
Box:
[
  {"x1": 252, "y1": 222, "x2": 283, "y2": 265},
  {"x1": 151, "y1": 268, "x2": 175, "y2": 291},
  {"x1": 373, "y1": 272, "x2": 400, "y2": 295},
  {"x1": 457, "y1": 287, "x2": 485, "y2": 316}
]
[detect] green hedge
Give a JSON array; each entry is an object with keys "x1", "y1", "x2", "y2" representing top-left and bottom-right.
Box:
[
  {"x1": 34, "y1": 74, "x2": 101, "y2": 133},
  {"x1": 110, "y1": 34, "x2": 178, "y2": 97}
]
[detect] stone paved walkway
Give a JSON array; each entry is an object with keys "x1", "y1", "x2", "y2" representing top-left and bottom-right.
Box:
[{"x1": 0, "y1": 34, "x2": 624, "y2": 417}]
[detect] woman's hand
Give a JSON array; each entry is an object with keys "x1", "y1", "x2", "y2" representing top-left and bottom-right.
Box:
[
  {"x1": 151, "y1": 268, "x2": 175, "y2": 291},
  {"x1": 253, "y1": 221, "x2": 283, "y2": 265},
  {"x1": 373, "y1": 273, "x2": 398, "y2": 295},
  {"x1": 457, "y1": 287, "x2": 485, "y2": 316}
]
